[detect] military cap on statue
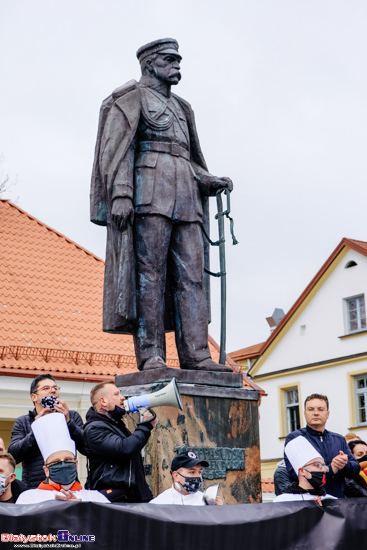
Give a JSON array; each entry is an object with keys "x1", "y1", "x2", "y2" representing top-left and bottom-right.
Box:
[{"x1": 136, "y1": 38, "x2": 182, "y2": 62}]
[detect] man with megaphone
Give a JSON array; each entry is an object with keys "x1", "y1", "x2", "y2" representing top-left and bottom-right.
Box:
[{"x1": 84, "y1": 380, "x2": 158, "y2": 503}]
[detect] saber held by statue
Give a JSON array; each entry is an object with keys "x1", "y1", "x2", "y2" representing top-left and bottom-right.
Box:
[{"x1": 204, "y1": 189, "x2": 239, "y2": 364}]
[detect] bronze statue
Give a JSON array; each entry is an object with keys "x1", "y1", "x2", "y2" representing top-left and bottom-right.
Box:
[{"x1": 90, "y1": 38, "x2": 233, "y2": 372}]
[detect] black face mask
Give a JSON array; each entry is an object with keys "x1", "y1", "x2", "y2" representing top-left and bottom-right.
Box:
[
  {"x1": 48, "y1": 461, "x2": 77, "y2": 486},
  {"x1": 304, "y1": 470, "x2": 326, "y2": 489},
  {"x1": 358, "y1": 455, "x2": 367, "y2": 463},
  {"x1": 176, "y1": 474, "x2": 203, "y2": 494},
  {"x1": 109, "y1": 405, "x2": 126, "y2": 422}
]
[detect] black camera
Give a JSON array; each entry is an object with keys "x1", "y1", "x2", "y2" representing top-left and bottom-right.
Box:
[{"x1": 41, "y1": 395, "x2": 58, "y2": 411}]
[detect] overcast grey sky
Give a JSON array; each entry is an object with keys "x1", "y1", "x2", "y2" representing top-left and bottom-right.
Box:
[{"x1": 1, "y1": 0, "x2": 367, "y2": 353}]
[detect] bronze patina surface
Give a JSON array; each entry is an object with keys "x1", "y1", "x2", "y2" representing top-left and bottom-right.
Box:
[{"x1": 91, "y1": 38, "x2": 233, "y2": 373}]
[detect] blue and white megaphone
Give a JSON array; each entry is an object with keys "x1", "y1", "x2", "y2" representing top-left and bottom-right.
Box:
[{"x1": 123, "y1": 378, "x2": 183, "y2": 421}]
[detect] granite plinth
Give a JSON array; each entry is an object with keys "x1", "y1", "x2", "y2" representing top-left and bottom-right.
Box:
[
  {"x1": 115, "y1": 367, "x2": 243, "y2": 389},
  {"x1": 118, "y1": 381, "x2": 259, "y2": 401}
]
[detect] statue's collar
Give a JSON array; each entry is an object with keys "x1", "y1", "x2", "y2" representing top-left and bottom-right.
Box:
[{"x1": 139, "y1": 76, "x2": 171, "y2": 97}]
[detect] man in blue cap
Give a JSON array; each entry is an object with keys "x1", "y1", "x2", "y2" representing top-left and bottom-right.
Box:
[
  {"x1": 150, "y1": 450, "x2": 223, "y2": 505},
  {"x1": 90, "y1": 38, "x2": 233, "y2": 374}
]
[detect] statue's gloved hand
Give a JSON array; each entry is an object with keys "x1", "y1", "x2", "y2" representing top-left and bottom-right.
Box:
[
  {"x1": 111, "y1": 197, "x2": 134, "y2": 232},
  {"x1": 210, "y1": 176, "x2": 233, "y2": 194}
]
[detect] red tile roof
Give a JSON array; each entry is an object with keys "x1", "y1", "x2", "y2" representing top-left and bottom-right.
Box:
[
  {"x1": 1, "y1": 200, "x2": 261, "y2": 389},
  {"x1": 229, "y1": 342, "x2": 265, "y2": 362}
]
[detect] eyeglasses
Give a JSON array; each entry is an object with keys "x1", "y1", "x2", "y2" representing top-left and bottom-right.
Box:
[
  {"x1": 35, "y1": 385, "x2": 60, "y2": 393},
  {"x1": 45, "y1": 458, "x2": 76, "y2": 468},
  {"x1": 304, "y1": 462, "x2": 329, "y2": 472}
]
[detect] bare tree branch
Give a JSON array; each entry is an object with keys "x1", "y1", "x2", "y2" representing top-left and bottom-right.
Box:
[{"x1": 0, "y1": 153, "x2": 18, "y2": 200}]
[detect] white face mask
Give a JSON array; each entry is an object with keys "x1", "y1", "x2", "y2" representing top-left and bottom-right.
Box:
[{"x1": 0, "y1": 473, "x2": 12, "y2": 496}]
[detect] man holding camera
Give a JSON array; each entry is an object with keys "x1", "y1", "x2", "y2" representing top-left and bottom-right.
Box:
[
  {"x1": 84, "y1": 380, "x2": 157, "y2": 503},
  {"x1": 8, "y1": 374, "x2": 85, "y2": 488}
]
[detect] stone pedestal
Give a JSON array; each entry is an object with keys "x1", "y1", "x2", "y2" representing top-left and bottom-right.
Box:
[{"x1": 116, "y1": 368, "x2": 261, "y2": 504}]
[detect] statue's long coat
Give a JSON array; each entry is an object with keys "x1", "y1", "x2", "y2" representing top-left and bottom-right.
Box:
[{"x1": 90, "y1": 80, "x2": 211, "y2": 334}]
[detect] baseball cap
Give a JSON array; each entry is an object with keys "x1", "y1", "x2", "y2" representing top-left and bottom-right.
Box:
[{"x1": 171, "y1": 450, "x2": 209, "y2": 473}]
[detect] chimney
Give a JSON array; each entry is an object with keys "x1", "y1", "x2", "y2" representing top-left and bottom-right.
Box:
[{"x1": 266, "y1": 308, "x2": 285, "y2": 332}]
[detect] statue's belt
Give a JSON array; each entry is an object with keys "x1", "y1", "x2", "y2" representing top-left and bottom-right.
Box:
[{"x1": 138, "y1": 141, "x2": 190, "y2": 160}]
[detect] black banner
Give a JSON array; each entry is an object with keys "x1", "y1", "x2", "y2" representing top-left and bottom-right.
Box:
[{"x1": 0, "y1": 498, "x2": 366, "y2": 550}]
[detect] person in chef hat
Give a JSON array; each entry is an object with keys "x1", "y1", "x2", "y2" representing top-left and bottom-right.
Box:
[
  {"x1": 17, "y1": 414, "x2": 108, "y2": 504},
  {"x1": 273, "y1": 436, "x2": 336, "y2": 504}
]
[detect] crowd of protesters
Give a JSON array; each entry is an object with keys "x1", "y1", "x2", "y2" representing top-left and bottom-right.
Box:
[{"x1": 1, "y1": 376, "x2": 367, "y2": 506}]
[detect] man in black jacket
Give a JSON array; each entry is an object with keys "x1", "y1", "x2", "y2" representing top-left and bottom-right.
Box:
[
  {"x1": 284, "y1": 393, "x2": 359, "y2": 498},
  {"x1": 84, "y1": 380, "x2": 157, "y2": 502},
  {"x1": 8, "y1": 375, "x2": 85, "y2": 488}
]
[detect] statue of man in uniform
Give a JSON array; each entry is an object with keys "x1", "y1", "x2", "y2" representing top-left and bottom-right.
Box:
[{"x1": 90, "y1": 38, "x2": 233, "y2": 372}]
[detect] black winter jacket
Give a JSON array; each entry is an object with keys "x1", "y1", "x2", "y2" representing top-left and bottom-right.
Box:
[
  {"x1": 8, "y1": 409, "x2": 85, "y2": 488},
  {"x1": 344, "y1": 476, "x2": 367, "y2": 498},
  {"x1": 284, "y1": 425, "x2": 360, "y2": 498},
  {"x1": 83, "y1": 407, "x2": 153, "y2": 502},
  {"x1": 10, "y1": 479, "x2": 27, "y2": 502},
  {"x1": 274, "y1": 460, "x2": 291, "y2": 496}
]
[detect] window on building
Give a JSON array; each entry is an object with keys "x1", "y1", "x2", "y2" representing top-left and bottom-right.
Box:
[
  {"x1": 285, "y1": 388, "x2": 301, "y2": 433},
  {"x1": 355, "y1": 375, "x2": 367, "y2": 426},
  {"x1": 346, "y1": 295, "x2": 366, "y2": 333}
]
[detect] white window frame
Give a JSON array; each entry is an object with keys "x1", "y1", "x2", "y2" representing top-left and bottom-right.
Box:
[
  {"x1": 355, "y1": 374, "x2": 367, "y2": 426},
  {"x1": 345, "y1": 294, "x2": 366, "y2": 334},
  {"x1": 285, "y1": 388, "x2": 301, "y2": 434}
]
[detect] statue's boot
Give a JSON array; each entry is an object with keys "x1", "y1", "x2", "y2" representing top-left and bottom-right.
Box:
[
  {"x1": 139, "y1": 356, "x2": 168, "y2": 371},
  {"x1": 181, "y1": 358, "x2": 233, "y2": 373}
]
